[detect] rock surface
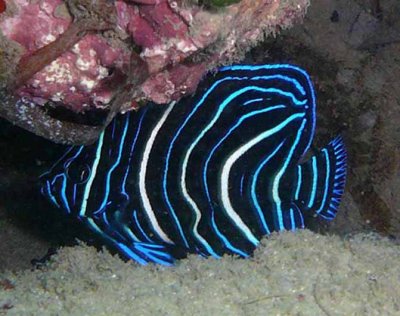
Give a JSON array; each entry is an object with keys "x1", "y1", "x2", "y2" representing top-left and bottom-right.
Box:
[
  {"x1": 1, "y1": 230, "x2": 399, "y2": 315},
  {"x1": 0, "y1": 0, "x2": 309, "y2": 144}
]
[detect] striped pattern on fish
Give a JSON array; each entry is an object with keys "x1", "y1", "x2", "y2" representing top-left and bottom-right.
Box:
[{"x1": 40, "y1": 64, "x2": 347, "y2": 265}]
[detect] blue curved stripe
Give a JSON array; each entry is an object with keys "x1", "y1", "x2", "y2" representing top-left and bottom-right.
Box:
[
  {"x1": 307, "y1": 156, "x2": 318, "y2": 208},
  {"x1": 117, "y1": 243, "x2": 150, "y2": 265},
  {"x1": 72, "y1": 184, "x2": 77, "y2": 206},
  {"x1": 133, "y1": 210, "x2": 153, "y2": 243},
  {"x1": 79, "y1": 131, "x2": 105, "y2": 217},
  {"x1": 45, "y1": 180, "x2": 60, "y2": 208},
  {"x1": 316, "y1": 148, "x2": 330, "y2": 214},
  {"x1": 272, "y1": 118, "x2": 307, "y2": 230},
  {"x1": 219, "y1": 64, "x2": 311, "y2": 96},
  {"x1": 210, "y1": 212, "x2": 248, "y2": 258},
  {"x1": 252, "y1": 75, "x2": 307, "y2": 97},
  {"x1": 121, "y1": 111, "x2": 146, "y2": 200},
  {"x1": 243, "y1": 98, "x2": 264, "y2": 106},
  {"x1": 122, "y1": 226, "x2": 140, "y2": 243},
  {"x1": 290, "y1": 203, "x2": 304, "y2": 229},
  {"x1": 219, "y1": 64, "x2": 316, "y2": 158},
  {"x1": 102, "y1": 212, "x2": 110, "y2": 226},
  {"x1": 289, "y1": 208, "x2": 296, "y2": 230},
  {"x1": 134, "y1": 243, "x2": 173, "y2": 266},
  {"x1": 250, "y1": 140, "x2": 285, "y2": 234},
  {"x1": 294, "y1": 165, "x2": 302, "y2": 200},
  {"x1": 239, "y1": 174, "x2": 245, "y2": 196},
  {"x1": 51, "y1": 174, "x2": 70, "y2": 213},
  {"x1": 94, "y1": 115, "x2": 130, "y2": 215},
  {"x1": 63, "y1": 146, "x2": 84, "y2": 170}
]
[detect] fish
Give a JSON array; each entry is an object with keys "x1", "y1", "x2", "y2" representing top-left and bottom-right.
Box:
[{"x1": 40, "y1": 64, "x2": 347, "y2": 265}]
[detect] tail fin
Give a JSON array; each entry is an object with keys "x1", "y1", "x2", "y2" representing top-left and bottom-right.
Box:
[{"x1": 293, "y1": 135, "x2": 347, "y2": 220}]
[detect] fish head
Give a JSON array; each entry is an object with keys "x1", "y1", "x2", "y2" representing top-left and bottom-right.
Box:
[{"x1": 39, "y1": 144, "x2": 97, "y2": 215}]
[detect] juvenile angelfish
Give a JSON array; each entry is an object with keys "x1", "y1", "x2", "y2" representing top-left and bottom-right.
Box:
[{"x1": 40, "y1": 64, "x2": 347, "y2": 265}]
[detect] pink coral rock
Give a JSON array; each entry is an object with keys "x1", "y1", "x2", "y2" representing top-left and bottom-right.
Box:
[{"x1": 0, "y1": 0, "x2": 310, "y2": 144}]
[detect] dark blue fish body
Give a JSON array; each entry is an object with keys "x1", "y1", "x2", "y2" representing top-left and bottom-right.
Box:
[{"x1": 40, "y1": 64, "x2": 347, "y2": 265}]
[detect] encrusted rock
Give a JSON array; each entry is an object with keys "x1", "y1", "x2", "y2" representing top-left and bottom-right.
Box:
[{"x1": 0, "y1": 0, "x2": 309, "y2": 144}]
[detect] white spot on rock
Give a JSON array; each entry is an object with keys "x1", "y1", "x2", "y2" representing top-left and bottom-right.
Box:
[
  {"x1": 44, "y1": 60, "x2": 73, "y2": 84},
  {"x1": 80, "y1": 77, "x2": 96, "y2": 91}
]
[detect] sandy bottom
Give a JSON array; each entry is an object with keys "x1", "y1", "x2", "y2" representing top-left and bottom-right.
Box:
[{"x1": 1, "y1": 230, "x2": 399, "y2": 315}]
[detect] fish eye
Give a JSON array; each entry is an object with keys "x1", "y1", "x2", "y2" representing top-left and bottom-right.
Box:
[{"x1": 66, "y1": 163, "x2": 91, "y2": 184}]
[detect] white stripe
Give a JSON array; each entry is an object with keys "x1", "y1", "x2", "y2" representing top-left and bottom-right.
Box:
[
  {"x1": 139, "y1": 102, "x2": 175, "y2": 244},
  {"x1": 180, "y1": 150, "x2": 216, "y2": 253},
  {"x1": 80, "y1": 131, "x2": 105, "y2": 217},
  {"x1": 221, "y1": 113, "x2": 305, "y2": 245}
]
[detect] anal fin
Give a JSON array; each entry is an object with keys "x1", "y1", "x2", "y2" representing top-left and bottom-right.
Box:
[
  {"x1": 84, "y1": 217, "x2": 176, "y2": 266},
  {"x1": 293, "y1": 135, "x2": 347, "y2": 220},
  {"x1": 117, "y1": 242, "x2": 176, "y2": 266}
]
